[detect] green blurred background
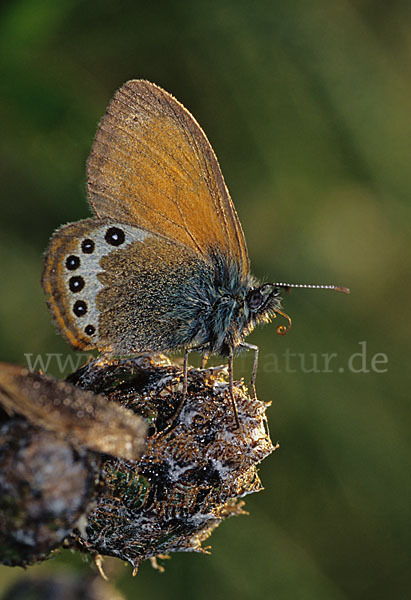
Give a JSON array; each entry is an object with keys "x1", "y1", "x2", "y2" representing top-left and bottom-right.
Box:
[{"x1": 0, "y1": 0, "x2": 410, "y2": 598}]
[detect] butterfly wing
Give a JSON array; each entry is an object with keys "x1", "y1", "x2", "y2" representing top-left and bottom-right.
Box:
[
  {"x1": 87, "y1": 79, "x2": 249, "y2": 276},
  {"x1": 42, "y1": 219, "x2": 214, "y2": 354},
  {"x1": 43, "y1": 218, "x2": 107, "y2": 351}
]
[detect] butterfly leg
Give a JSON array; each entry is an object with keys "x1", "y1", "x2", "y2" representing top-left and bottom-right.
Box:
[
  {"x1": 239, "y1": 342, "x2": 259, "y2": 400},
  {"x1": 201, "y1": 353, "x2": 209, "y2": 369},
  {"x1": 163, "y1": 349, "x2": 192, "y2": 429},
  {"x1": 178, "y1": 346, "x2": 203, "y2": 416},
  {"x1": 228, "y1": 348, "x2": 240, "y2": 428},
  {"x1": 183, "y1": 346, "x2": 208, "y2": 394},
  {"x1": 182, "y1": 348, "x2": 192, "y2": 398}
]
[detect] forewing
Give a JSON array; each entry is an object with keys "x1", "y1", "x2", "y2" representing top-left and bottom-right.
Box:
[{"x1": 87, "y1": 79, "x2": 249, "y2": 275}]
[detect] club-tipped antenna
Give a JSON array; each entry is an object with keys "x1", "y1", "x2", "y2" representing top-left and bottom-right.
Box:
[
  {"x1": 268, "y1": 282, "x2": 350, "y2": 336},
  {"x1": 273, "y1": 282, "x2": 350, "y2": 294}
]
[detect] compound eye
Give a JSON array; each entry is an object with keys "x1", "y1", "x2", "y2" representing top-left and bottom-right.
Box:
[{"x1": 247, "y1": 289, "x2": 264, "y2": 311}]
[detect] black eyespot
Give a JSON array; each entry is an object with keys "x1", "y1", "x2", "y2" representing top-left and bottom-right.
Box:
[
  {"x1": 81, "y1": 239, "x2": 95, "y2": 254},
  {"x1": 69, "y1": 276, "x2": 85, "y2": 293},
  {"x1": 73, "y1": 300, "x2": 87, "y2": 317},
  {"x1": 66, "y1": 255, "x2": 80, "y2": 270},
  {"x1": 105, "y1": 227, "x2": 125, "y2": 246},
  {"x1": 247, "y1": 289, "x2": 263, "y2": 311},
  {"x1": 85, "y1": 324, "x2": 95, "y2": 336}
]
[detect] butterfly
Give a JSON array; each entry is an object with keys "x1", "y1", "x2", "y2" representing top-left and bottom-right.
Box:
[{"x1": 42, "y1": 80, "x2": 349, "y2": 425}]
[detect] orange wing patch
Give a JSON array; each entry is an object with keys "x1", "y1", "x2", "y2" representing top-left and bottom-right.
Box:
[{"x1": 87, "y1": 80, "x2": 249, "y2": 275}]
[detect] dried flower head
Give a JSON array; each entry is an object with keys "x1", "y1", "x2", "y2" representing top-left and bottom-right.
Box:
[{"x1": 0, "y1": 356, "x2": 276, "y2": 572}]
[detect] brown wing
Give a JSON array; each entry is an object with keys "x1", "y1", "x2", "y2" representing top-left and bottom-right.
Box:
[
  {"x1": 87, "y1": 80, "x2": 249, "y2": 275},
  {"x1": 42, "y1": 217, "x2": 212, "y2": 355}
]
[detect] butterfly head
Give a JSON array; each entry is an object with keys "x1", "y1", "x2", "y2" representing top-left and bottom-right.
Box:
[
  {"x1": 246, "y1": 283, "x2": 282, "y2": 314},
  {"x1": 244, "y1": 283, "x2": 291, "y2": 336},
  {"x1": 245, "y1": 280, "x2": 350, "y2": 339},
  {"x1": 201, "y1": 264, "x2": 288, "y2": 355}
]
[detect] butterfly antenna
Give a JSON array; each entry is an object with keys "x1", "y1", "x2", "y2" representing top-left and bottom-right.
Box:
[
  {"x1": 269, "y1": 282, "x2": 350, "y2": 336},
  {"x1": 273, "y1": 282, "x2": 350, "y2": 294}
]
